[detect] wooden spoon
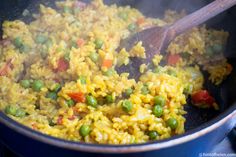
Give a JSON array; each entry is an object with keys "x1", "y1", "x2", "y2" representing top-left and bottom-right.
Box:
[{"x1": 116, "y1": 0, "x2": 236, "y2": 80}]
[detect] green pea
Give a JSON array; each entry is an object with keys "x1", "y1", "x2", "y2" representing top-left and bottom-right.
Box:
[
  {"x1": 40, "y1": 46, "x2": 48, "y2": 58},
  {"x1": 32, "y1": 80, "x2": 44, "y2": 92},
  {"x1": 125, "y1": 88, "x2": 133, "y2": 97},
  {"x1": 15, "y1": 108, "x2": 26, "y2": 117},
  {"x1": 64, "y1": 52, "x2": 70, "y2": 61},
  {"x1": 106, "y1": 95, "x2": 114, "y2": 103},
  {"x1": 20, "y1": 80, "x2": 31, "y2": 88},
  {"x1": 118, "y1": 12, "x2": 128, "y2": 21},
  {"x1": 152, "y1": 105, "x2": 163, "y2": 117},
  {"x1": 183, "y1": 84, "x2": 193, "y2": 95},
  {"x1": 97, "y1": 97, "x2": 105, "y2": 105},
  {"x1": 122, "y1": 100, "x2": 132, "y2": 112},
  {"x1": 94, "y1": 39, "x2": 103, "y2": 49},
  {"x1": 153, "y1": 66, "x2": 161, "y2": 73},
  {"x1": 35, "y1": 34, "x2": 48, "y2": 44},
  {"x1": 79, "y1": 76, "x2": 86, "y2": 85},
  {"x1": 70, "y1": 40, "x2": 78, "y2": 49},
  {"x1": 166, "y1": 118, "x2": 178, "y2": 130},
  {"x1": 19, "y1": 44, "x2": 31, "y2": 53},
  {"x1": 46, "y1": 92, "x2": 58, "y2": 100},
  {"x1": 22, "y1": 9, "x2": 30, "y2": 17},
  {"x1": 56, "y1": 47, "x2": 63, "y2": 53},
  {"x1": 212, "y1": 44, "x2": 223, "y2": 54},
  {"x1": 141, "y1": 85, "x2": 149, "y2": 95},
  {"x1": 89, "y1": 51, "x2": 99, "y2": 62},
  {"x1": 48, "y1": 119, "x2": 56, "y2": 126},
  {"x1": 53, "y1": 83, "x2": 61, "y2": 93},
  {"x1": 104, "y1": 68, "x2": 114, "y2": 77},
  {"x1": 46, "y1": 38, "x2": 53, "y2": 49},
  {"x1": 148, "y1": 131, "x2": 158, "y2": 140},
  {"x1": 86, "y1": 95, "x2": 97, "y2": 107},
  {"x1": 63, "y1": 6, "x2": 73, "y2": 14},
  {"x1": 153, "y1": 96, "x2": 166, "y2": 106},
  {"x1": 66, "y1": 99, "x2": 75, "y2": 107},
  {"x1": 167, "y1": 69, "x2": 177, "y2": 77},
  {"x1": 128, "y1": 23, "x2": 137, "y2": 32},
  {"x1": 180, "y1": 51, "x2": 190, "y2": 59},
  {"x1": 79, "y1": 125, "x2": 91, "y2": 137},
  {"x1": 13, "y1": 37, "x2": 23, "y2": 48},
  {"x1": 205, "y1": 46, "x2": 214, "y2": 57},
  {"x1": 5, "y1": 105, "x2": 17, "y2": 116}
]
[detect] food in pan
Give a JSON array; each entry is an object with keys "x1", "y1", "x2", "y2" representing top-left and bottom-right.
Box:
[{"x1": 0, "y1": 0, "x2": 232, "y2": 144}]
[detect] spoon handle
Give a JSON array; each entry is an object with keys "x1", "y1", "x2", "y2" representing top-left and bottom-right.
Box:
[{"x1": 169, "y1": 0, "x2": 236, "y2": 36}]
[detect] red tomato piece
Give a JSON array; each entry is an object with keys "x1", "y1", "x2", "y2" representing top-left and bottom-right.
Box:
[{"x1": 191, "y1": 90, "x2": 215, "y2": 107}]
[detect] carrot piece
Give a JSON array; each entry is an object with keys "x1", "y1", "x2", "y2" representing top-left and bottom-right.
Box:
[
  {"x1": 77, "y1": 38, "x2": 85, "y2": 47},
  {"x1": 0, "y1": 59, "x2": 13, "y2": 76},
  {"x1": 102, "y1": 59, "x2": 113, "y2": 68},
  {"x1": 68, "y1": 92, "x2": 85, "y2": 103},
  {"x1": 136, "y1": 17, "x2": 145, "y2": 25},
  {"x1": 167, "y1": 54, "x2": 180, "y2": 65}
]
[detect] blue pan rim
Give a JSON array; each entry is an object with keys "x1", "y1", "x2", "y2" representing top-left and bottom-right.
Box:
[{"x1": 0, "y1": 103, "x2": 235, "y2": 153}]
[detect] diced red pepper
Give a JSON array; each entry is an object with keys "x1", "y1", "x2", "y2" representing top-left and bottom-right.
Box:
[
  {"x1": 57, "y1": 115, "x2": 63, "y2": 125},
  {"x1": 55, "y1": 58, "x2": 69, "y2": 72},
  {"x1": 77, "y1": 38, "x2": 85, "y2": 47},
  {"x1": 191, "y1": 90, "x2": 215, "y2": 107},
  {"x1": 102, "y1": 59, "x2": 113, "y2": 68},
  {"x1": 167, "y1": 54, "x2": 181, "y2": 66},
  {"x1": 68, "y1": 92, "x2": 85, "y2": 103},
  {"x1": 0, "y1": 59, "x2": 13, "y2": 76}
]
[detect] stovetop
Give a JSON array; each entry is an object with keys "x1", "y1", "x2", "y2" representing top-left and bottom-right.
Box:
[{"x1": 0, "y1": 129, "x2": 236, "y2": 157}]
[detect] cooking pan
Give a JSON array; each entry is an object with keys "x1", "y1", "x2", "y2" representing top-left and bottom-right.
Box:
[{"x1": 0, "y1": 0, "x2": 236, "y2": 157}]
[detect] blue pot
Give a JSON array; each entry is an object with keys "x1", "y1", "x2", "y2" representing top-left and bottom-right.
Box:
[{"x1": 0, "y1": 0, "x2": 236, "y2": 157}]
